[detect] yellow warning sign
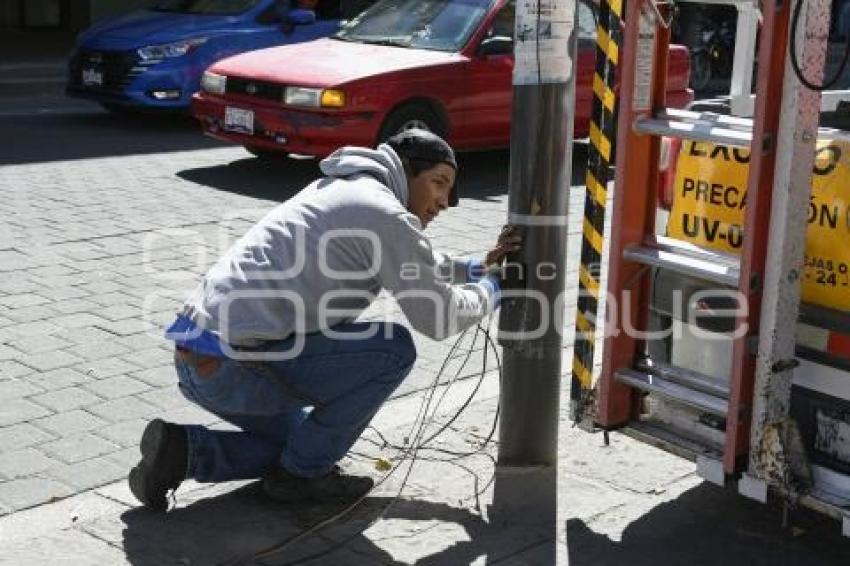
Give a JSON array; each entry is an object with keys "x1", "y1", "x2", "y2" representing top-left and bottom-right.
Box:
[{"x1": 667, "y1": 138, "x2": 850, "y2": 312}]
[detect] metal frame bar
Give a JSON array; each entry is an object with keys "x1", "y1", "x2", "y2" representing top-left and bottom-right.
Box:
[
  {"x1": 745, "y1": 0, "x2": 830, "y2": 483},
  {"x1": 597, "y1": 0, "x2": 672, "y2": 427},
  {"x1": 722, "y1": 0, "x2": 793, "y2": 474},
  {"x1": 728, "y1": 3, "x2": 760, "y2": 115}
]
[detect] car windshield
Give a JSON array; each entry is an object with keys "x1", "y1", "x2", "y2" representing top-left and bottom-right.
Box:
[
  {"x1": 150, "y1": 0, "x2": 262, "y2": 15},
  {"x1": 334, "y1": 0, "x2": 494, "y2": 52}
]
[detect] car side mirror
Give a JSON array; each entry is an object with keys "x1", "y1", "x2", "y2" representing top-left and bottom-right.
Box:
[
  {"x1": 477, "y1": 36, "x2": 513, "y2": 57},
  {"x1": 287, "y1": 8, "x2": 316, "y2": 26}
]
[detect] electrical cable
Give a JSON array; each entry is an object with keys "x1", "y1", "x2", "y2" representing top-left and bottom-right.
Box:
[
  {"x1": 259, "y1": 322, "x2": 500, "y2": 566},
  {"x1": 235, "y1": 327, "x2": 470, "y2": 565},
  {"x1": 234, "y1": 317, "x2": 503, "y2": 566},
  {"x1": 789, "y1": 0, "x2": 850, "y2": 91}
]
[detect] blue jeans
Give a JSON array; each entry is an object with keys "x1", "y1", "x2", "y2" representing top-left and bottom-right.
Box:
[{"x1": 175, "y1": 322, "x2": 416, "y2": 482}]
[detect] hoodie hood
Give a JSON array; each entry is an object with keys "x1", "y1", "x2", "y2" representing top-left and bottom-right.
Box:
[{"x1": 319, "y1": 144, "x2": 409, "y2": 206}]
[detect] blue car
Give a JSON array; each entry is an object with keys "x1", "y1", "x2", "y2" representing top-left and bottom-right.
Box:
[{"x1": 67, "y1": 0, "x2": 365, "y2": 111}]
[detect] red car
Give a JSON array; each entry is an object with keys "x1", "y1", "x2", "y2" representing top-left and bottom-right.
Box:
[{"x1": 192, "y1": 0, "x2": 692, "y2": 157}]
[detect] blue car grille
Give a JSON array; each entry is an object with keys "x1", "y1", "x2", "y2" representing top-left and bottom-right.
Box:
[
  {"x1": 68, "y1": 50, "x2": 150, "y2": 93},
  {"x1": 226, "y1": 77, "x2": 284, "y2": 102}
]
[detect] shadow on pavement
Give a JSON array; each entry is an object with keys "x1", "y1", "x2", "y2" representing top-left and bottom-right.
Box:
[
  {"x1": 0, "y1": 109, "x2": 222, "y2": 166},
  {"x1": 565, "y1": 482, "x2": 850, "y2": 566},
  {"x1": 177, "y1": 156, "x2": 323, "y2": 202},
  {"x1": 177, "y1": 146, "x2": 587, "y2": 205},
  {"x1": 119, "y1": 487, "x2": 552, "y2": 565}
]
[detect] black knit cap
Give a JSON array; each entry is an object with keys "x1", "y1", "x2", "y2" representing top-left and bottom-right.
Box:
[{"x1": 386, "y1": 129, "x2": 459, "y2": 207}]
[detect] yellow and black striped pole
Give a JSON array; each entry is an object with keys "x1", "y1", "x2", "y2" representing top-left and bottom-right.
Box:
[{"x1": 571, "y1": 0, "x2": 623, "y2": 424}]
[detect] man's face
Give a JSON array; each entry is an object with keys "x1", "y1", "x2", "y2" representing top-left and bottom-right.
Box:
[{"x1": 407, "y1": 163, "x2": 456, "y2": 228}]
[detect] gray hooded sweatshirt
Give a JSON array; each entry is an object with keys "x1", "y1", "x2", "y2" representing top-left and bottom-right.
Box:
[{"x1": 182, "y1": 144, "x2": 497, "y2": 346}]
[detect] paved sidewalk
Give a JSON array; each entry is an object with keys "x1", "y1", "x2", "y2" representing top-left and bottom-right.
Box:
[
  {"x1": 3, "y1": 381, "x2": 850, "y2": 565},
  {"x1": 1, "y1": 94, "x2": 850, "y2": 563},
  {"x1": 0, "y1": 143, "x2": 522, "y2": 516}
]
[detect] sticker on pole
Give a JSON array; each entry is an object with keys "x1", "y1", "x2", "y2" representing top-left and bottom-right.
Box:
[
  {"x1": 667, "y1": 138, "x2": 850, "y2": 312},
  {"x1": 513, "y1": 0, "x2": 574, "y2": 85},
  {"x1": 633, "y1": 8, "x2": 656, "y2": 112}
]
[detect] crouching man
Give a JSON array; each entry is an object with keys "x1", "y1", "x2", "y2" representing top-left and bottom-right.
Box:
[{"x1": 129, "y1": 130, "x2": 521, "y2": 511}]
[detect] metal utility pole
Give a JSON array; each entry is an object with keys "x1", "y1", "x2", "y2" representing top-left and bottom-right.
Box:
[{"x1": 497, "y1": 0, "x2": 579, "y2": 469}]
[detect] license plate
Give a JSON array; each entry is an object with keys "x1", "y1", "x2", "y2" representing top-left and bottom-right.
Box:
[
  {"x1": 224, "y1": 107, "x2": 254, "y2": 134},
  {"x1": 82, "y1": 68, "x2": 103, "y2": 86}
]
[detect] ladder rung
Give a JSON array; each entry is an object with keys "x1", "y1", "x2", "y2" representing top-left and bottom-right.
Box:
[
  {"x1": 636, "y1": 359, "x2": 730, "y2": 399},
  {"x1": 634, "y1": 108, "x2": 754, "y2": 148},
  {"x1": 623, "y1": 235, "x2": 740, "y2": 287},
  {"x1": 615, "y1": 368, "x2": 729, "y2": 417}
]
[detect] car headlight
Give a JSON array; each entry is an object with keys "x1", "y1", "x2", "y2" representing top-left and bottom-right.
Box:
[
  {"x1": 201, "y1": 71, "x2": 226, "y2": 95},
  {"x1": 284, "y1": 87, "x2": 346, "y2": 108},
  {"x1": 137, "y1": 37, "x2": 207, "y2": 61}
]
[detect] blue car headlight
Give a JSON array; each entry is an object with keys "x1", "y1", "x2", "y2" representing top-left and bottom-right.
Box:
[{"x1": 137, "y1": 37, "x2": 207, "y2": 61}]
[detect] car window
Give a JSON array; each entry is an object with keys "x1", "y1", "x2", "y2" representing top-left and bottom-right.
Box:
[
  {"x1": 487, "y1": 0, "x2": 515, "y2": 39},
  {"x1": 151, "y1": 0, "x2": 263, "y2": 14},
  {"x1": 255, "y1": 1, "x2": 284, "y2": 23},
  {"x1": 335, "y1": 0, "x2": 494, "y2": 52},
  {"x1": 340, "y1": 0, "x2": 378, "y2": 19},
  {"x1": 255, "y1": 1, "x2": 370, "y2": 22}
]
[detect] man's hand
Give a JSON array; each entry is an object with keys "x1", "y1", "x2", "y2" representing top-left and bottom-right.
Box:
[{"x1": 484, "y1": 224, "x2": 522, "y2": 268}]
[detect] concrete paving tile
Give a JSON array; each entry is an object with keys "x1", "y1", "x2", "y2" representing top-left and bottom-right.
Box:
[
  {"x1": 0, "y1": 477, "x2": 73, "y2": 512},
  {"x1": 0, "y1": 360, "x2": 35, "y2": 380},
  {"x1": 61, "y1": 327, "x2": 116, "y2": 345},
  {"x1": 50, "y1": 298, "x2": 102, "y2": 315},
  {"x1": 0, "y1": 293, "x2": 50, "y2": 309},
  {"x1": 0, "y1": 448, "x2": 58, "y2": 479},
  {"x1": 49, "y1": 312, "x2": 110, "y2": 329},
  {"x1": 0, "y1": 378, "x2": 43, "y2": 401},
  {"x1": 129, "y1": 365, "x2": 176, "y2": 388},
  {"x1": 33, "y1": 409, "x2": 107, "y2": 436},
  {"x1": 0, "y1": 422, "x2": 56, "y2": 453},
  {"x1": 87, "y1": 396, "x2": 158, "y2": 423},
  {"x1": 1, "y1": 529, "x2": 128, "y2": 565},
  {"x1": 48, "y1": 457, "x2": 126, "y2": 492},
  {"x1": 95, "y1": 318, "x2": 155, "y2": 337},
  {"x1": 137, "y1": 385, "x2": 185, "y2": 411},
  {"x1": 24, "y1": 367, "x2": 90, "y2": 391},
  {"x1": 74, "y1": 359, "x2": 142, "y2": 382},
  {"x1": 4, "y1": 320, "x2": 62, "y2": 338},
  {"x1": 1, "y1": 304, "x2": 59, "y2": 324},
  {"x1": 29, "y1": 386, "x2": 102, "y2": 412},
  {"x1": 95, "y1": 304, "x2": 143, "y2": 321},
  {"x1": 15, "y1": 349, "x2": 83, "y2": 372},
  {"x1": 0, "y1": 343, "x2": 20, "y2": 361},
  {"x1": 6, "y1": 333, "x2": 73, "y2": 355},
  {"x1": 64, "y1": 339, "x2": 131, "y2": 362},
  {"x1": 40, "y1": 433, "x2": 119, "y2": 465},
  {"x1": 0, "y1": 398, "x2": 52, "y2": 427},
  {"x1": 82, "y1": 375, "x2": 151, "y2": 400}
]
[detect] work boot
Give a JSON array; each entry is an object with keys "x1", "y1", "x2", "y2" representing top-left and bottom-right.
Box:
[
  {"x1": 263, "y1": 465, "x2": 374, "y2": 504},
  {"x1": 128, "y1": 419, "x2": 188, "y2": 512}
]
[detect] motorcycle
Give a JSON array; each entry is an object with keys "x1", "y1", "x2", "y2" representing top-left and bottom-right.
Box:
[{"x1": 689, "y1": 17, "x2": 736, "y2": 92}]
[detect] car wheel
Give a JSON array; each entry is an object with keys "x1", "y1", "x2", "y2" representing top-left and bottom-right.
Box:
[
  {"x1": 689, "y1": 51, "x2": 712, "y2": 92},
  {"x1": 377, "y1": 103, "x2": 446, "y2": 144},
  {"x1": 244, "y1": 145, "x2": 285, "y2": 161}
]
